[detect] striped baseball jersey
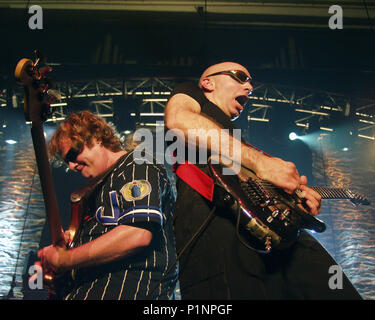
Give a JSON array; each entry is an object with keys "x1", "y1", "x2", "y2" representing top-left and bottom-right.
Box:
[{"x1": 63, "y1": 151, "x2": 178, "y2": 300}]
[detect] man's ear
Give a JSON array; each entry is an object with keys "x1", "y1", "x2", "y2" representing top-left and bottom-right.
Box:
[{"x1": 200, "y1": 77, "x2": 214, "y2": 92}]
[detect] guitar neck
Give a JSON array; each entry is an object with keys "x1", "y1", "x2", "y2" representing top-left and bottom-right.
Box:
[
  {"x1": 31, "y1": 122, "x2": 65, "y2": 246},
  {"x1": 311, "y1": 186, "x2": 354, "y2": 200}
]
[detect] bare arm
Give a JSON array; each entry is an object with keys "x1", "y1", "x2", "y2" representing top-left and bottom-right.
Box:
[
  {"x1": 38, "y1": 225, "x2": 152, "y2": 273},
  {"x1": 165, "y1": 93, "x2": 302, "y2": 194}
]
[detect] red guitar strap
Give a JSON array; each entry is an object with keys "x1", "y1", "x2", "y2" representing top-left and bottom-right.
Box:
[
  {"x1": 174, "y1": 161, "x2": 214, "y2": 202},
  {"x1": 172, "y1": 141, "x2": 270, "y2": 202}
]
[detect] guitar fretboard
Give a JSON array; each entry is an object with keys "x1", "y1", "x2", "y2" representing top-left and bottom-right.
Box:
[{"x1": 311, "y1": 187, "x2": 352, "y2": 200}]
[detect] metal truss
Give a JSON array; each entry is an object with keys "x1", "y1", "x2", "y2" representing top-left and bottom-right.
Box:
[
  {"x1": 0, "y1": 91, "x2": 7, "y2": 107},
  {"x1": 4, "y1": 77, "x2": 375, "y2": 141},
  {"x1": 248, "y1": 82, "x2": 375, "y2": 141},
  {"x1": 42, "y1": 77, "x2": 176, "y2": 129}
]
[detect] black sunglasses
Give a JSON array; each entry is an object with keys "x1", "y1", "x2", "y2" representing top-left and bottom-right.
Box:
[
  {"x1": 63, "y1": 142, "x2": 83, "y2": 164},
  {"x1": 206, "y1": 70, "x2": 252, "y2": 84}
]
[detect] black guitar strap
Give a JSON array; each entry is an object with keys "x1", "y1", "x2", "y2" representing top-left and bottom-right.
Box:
[{"x1": 147, "y1": 205, "x2": 217, "y2": 297}]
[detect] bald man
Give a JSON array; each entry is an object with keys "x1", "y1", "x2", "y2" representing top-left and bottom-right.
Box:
[{"x1": 164, "y1": 62, "x2": 362, "y2": 300}]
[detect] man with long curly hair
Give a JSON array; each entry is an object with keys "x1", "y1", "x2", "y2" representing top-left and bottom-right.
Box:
[{"x1": 37, "y1": 110, "x2": 178, "y2": 300}]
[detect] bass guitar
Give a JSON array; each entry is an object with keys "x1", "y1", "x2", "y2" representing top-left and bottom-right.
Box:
[
  {"x1": 15, "y1": 51, "x2": 82, "y2": 298},
  {"x1": 15, "y1": 52, "x2": 132, "y2": 298}
]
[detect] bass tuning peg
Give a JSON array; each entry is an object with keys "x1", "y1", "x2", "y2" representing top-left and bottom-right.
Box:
[
  {"x1": 47, "y1": 89, "x2": 62, "y2": 100},
  {"x1": 34, "y1": 49, "x2": 46, "y2": 64},
  {"x1": 39, "y1": 66, "x2": 53, "y2": 78}
]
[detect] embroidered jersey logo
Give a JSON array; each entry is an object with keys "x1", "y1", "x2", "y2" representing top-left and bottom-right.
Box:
[{"x1": 120, "y1": 180, "x2": 152, "y2": 201}]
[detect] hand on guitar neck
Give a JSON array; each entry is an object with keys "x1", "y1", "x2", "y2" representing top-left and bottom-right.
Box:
[
  {"x1": 295, "y1": 177, "x2": 322, "y2": 216},
  {"x1": 252, "y1": 153, "x2": 322, "y2": 216}
]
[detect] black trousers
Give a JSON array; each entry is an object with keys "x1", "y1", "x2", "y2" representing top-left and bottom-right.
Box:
[{"x1": 179, "y1": 230, "x2": 362, "y2": 300}]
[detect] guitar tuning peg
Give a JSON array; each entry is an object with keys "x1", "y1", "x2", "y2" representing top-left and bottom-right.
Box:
[
  {"x1": 47, "y1": 89, "x2": 62, "y2": 100},
  {"x1": 34, "y1": 49, "x2": 46, "y2": 64},
  {"x1": 39, "y1": 66, "x2": 53, "y2": 78}
]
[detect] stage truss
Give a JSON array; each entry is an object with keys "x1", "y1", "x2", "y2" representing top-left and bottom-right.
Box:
[{"x1": 2, "y1": 76, "x2": 375, "y2": 142}]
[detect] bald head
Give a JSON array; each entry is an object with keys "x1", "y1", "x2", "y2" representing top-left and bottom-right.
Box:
[{"x1": 199, "y1": 62, "x2": 250, "y2": 87}]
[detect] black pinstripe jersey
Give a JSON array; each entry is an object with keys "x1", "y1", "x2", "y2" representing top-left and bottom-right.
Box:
[{"x1": 63, "y1": 151, "x2": 178, "y2": 300}]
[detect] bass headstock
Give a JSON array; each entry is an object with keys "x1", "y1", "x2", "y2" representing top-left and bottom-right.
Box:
[{"x1": 14, "y1": 50, "x2": 61, "y2": 123}]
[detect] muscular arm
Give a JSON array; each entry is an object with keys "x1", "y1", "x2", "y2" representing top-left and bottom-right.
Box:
[
  {"x1": 38, "y1": 225, "x2": 152, "y2": 273},
  {"x1": 165, "y1": 93, "x2": 302, "y2": 194}
]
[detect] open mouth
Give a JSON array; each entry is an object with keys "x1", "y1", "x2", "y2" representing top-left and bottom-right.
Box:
[
  {"x1": 75, "y1": 163, "x2": 85, "y2": 172},
  {"x1": 235, "y1": 95, "x2": 248, "y2": 107}
]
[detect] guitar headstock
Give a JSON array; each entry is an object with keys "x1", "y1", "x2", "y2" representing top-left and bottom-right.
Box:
[
  {"x1": 14, "y1": 50, "x2": 60, "y2": 123},
  {"x1": 347, "y1": 190, "x2": 371, "y2": 207}
]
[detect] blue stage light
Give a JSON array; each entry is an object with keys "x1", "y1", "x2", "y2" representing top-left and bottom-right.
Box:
[{"x1": 289, "y1": 132, "x2": 298, "y2": 141}]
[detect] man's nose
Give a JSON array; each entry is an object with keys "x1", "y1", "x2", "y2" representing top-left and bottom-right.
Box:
[{"x1": 244, "y1": 81, "x2": 253, "y2": 94}]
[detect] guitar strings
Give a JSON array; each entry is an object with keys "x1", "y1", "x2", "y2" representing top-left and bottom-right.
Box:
[{"x1": 246, "y1": 179, "x2": 348, "y2": 197}]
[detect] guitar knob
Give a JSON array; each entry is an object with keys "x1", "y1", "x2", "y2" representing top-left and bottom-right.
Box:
[
  {"x1": 281, "y1": 208, "x2": 290, "y2": 220},
  {"x1": 271, "y1": 210, "x2": 279, "y2": 218},
  {"x1": 223, "y1": 194, "x2": 232, "y2": 204}
]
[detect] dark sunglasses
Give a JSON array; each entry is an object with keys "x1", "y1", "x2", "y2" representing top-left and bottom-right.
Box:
[
  {"x1": 63, "y1": 142, "x2": 83, "y2": 164},
  {"x1": 206, "y1": 70, "x2": 252, "y2": 84}
]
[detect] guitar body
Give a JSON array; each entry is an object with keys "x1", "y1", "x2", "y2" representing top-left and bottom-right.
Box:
[
  {"x1": 208, "y1": 155, "x2": 369, "y2": 253},
  {"x1": 42, "y1": 199, "x2": 85, "y2": 299}
]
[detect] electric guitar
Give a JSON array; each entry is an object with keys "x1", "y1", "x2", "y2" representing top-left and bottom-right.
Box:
[{"x1": 208, "y1": 155, "x2": 370, "y2": 253}]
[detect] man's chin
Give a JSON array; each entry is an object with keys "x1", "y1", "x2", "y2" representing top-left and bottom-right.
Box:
[
  {"x1": 230, "y1": 109, "x2": 242, "y2": 120},
  {"x1": 80, "y1": 169, "x2": 91, "y2": 179}
]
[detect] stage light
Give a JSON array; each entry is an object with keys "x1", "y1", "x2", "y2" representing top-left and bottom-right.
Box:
[
  {"x1": 289, "y1": 132, "x2": 298, "y2": 141},
  {"x1": 5, "y1": 139, "x2": 17, "y2": 145}
]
